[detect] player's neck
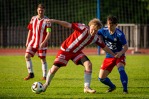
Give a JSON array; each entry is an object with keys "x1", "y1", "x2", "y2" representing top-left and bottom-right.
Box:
[
  {"x1": 37, "y1": 15, "x2": 44, "y2": 20},
  {"x1": 109, "y1": 29, "x2": 116, "y2": 34},
  {"x1": 110, "y1": 31, "x2": 114, "y2": 34}
]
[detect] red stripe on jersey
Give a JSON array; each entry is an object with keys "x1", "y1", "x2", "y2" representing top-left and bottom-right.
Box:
[
  {"x1": 60, "y1": 23, "x2": 105, "y2": 53},
  {"x1": 37, "y1": 20, "x2": 44, "y2": 48},
  {"x1": 30, "y1": 19, "x2": 38, "y2": 47}
]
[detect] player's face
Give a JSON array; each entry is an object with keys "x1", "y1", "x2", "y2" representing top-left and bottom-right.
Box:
[
  {"x1": 107, "y1": 20, "x2": 117, "y2": 33},
  {"x1": 89, "y1": 25, "x2": 98, "y2": 36},
  {"x1": 37, "y1": 7, "x2": 45, "y2": 18}
]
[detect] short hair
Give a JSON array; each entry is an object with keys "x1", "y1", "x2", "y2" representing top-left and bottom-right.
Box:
[
  {"x1": 107, "y1": 15, "x2": 118, "y2": 24},
  {"x1": 88, "y1": 18, "x2": 103, "y2": 29},
  {"x1": 37, "y1": 3, "x2": 45, "y2": 9}
]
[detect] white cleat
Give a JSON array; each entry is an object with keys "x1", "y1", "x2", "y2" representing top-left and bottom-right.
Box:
[
  {"x1": 42, "y1": 84, "x2": 48, "y2": 92},
  {"x1": 84, "y1": 87, "x2": 96, "y2": 93}
]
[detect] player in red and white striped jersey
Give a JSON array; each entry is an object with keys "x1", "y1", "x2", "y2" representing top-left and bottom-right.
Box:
[
  {"x1": 24, "y1": 4, "x2": 51, "y2": 80},
  {"x1": 41, "y1": 18, "x2": 116, "y2": 94}
]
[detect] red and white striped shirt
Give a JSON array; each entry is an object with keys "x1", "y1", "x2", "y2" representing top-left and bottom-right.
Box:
[
  {"x1": 27, "y1": 16, "x2": 51, "y2": 49},
  {"x1": 60, "y1": 23, "x2": 105, "y2": 53}
]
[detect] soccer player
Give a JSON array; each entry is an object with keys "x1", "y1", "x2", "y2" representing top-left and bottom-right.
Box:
[
  {"x1": 24, "y1": 4, "x2": 51, "y2": 80},
  {"x1": 97, "y1": 15, "x2": 128, "y2": 94},
  {"x1": 41, "y1": 18, "x2": 116, "y2": 93}
]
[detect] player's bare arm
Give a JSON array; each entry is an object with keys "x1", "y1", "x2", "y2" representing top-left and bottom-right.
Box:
[
  {"x1": 40, "y1": 32, "x2": 51, "y2": 48},
  {"x1": 47, "y1": 19, "x2": 72, "y2": 29},
  {"x1": 102, "y1": 46, "x2": 116, "y2": 57},
  {"x1": 115, "y1": 44, "x2": 128, "y2": 58},
  {"x1": 26, "y1": 30, "x2": 32, "y2": 47}
]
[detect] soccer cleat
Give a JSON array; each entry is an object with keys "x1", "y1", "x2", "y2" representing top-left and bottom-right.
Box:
[
  {"x1": 42, "y1": 84, "x2": 48, "y2": 92},
  {"x1": 123, "y1": 90, "x2": 128, "y2": 94},
  {"x1": 84, "y1": 87, "x2": 96, "y2": 93},
  {"x1": 41, "y1": 77, "x2": 46, "y2": 80},
  {"x1": 24, "y1": 73, "x2": 34, "y2": 80},
  {"x1": 106, "y1": 85, "x2": 116, "y2": 93}
]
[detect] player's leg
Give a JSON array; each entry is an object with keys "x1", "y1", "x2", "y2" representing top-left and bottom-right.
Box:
[
  {"x1": 24, "y1": 47, "x2": 36, "y2": 80},
  {"x1": 98, "y1": 69, "x2": 116, "y2": 92},
  {"x1": 116, "y1": 58, "x2": 128, "y2": 94},
  {"x1": 75, "y1": 55, "x2": 96, "y2": 93},
  {"x1": 40, "y1": 58, "x2": 47, "y2": 80},
  {"x1": 42, "y1": 65, "x2": 60, "y2": 92},
  {"x1": 38, "y1": 49, "x2": 48, "y2": 80},
  {"x1": 43, "y1": 50, "x2": 69, "y2": 92},
  {"x1": 98, "y1": 58, "x2": 116, "y2": 92}
]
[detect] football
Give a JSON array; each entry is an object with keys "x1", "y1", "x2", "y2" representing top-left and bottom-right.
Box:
[{"x1": 31, "y1": 82, "x2": 43, "y2": 94}]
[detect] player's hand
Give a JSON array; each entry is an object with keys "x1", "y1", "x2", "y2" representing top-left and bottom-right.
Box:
[
  {"x1": 40, "y1": 42, "x2": 46, "y2": 48},
  {"x1": 115, "y1": 52, "x2": 122, "y2": 58},
  {"x1": 26, "y1": 42, "x2": 28, "y2": 47}
]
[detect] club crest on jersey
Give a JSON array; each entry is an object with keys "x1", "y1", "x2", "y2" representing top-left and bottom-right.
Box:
[
  {"x1": 58, "y1": 54, "x2": 65, "y2": 59},
  {"x1": 114, "y1": 38, "x2": 117, "y2": 41}
]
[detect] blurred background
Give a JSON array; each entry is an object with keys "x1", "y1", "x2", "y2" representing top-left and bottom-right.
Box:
[{"x1": 0, "y1": 0, "x2": 149, "y2": 52}]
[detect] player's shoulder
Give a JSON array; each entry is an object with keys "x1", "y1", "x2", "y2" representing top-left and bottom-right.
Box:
[
  {"x1": 72, "y1": 23, "x2": 86, "y2": 30},
  {"x1": 29, "y1": 16, "x2": 37, "y2": 23},
  {"x1": 43, "y1": 16, "x2": 49, "y2": 19},
  {"x1": 115, "y1": 28, "x2": 124, "y2": 37},
  {"x1": 100, "y1": 27, "x2": 108, "y2": 31},
  {"x1": 98, "y1": 27, "x2": 108, "y2": 34},
  {"x1": 103, "y1": 27, "x2": 108, "y2": 30},
  {"x1": 31, "y1": 16, "x2": 37, "y2": 20}
]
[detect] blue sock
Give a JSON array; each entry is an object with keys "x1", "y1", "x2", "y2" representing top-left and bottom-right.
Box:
[
  {"x1": 98, "y1": 77, "x2": 115, "y2": 88},
  {"x1": 118, "y1": 66, "x2": 128, "y2": 91}
]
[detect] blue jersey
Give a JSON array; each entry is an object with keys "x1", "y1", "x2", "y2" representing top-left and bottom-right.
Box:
[{"x1": 98, "y1": 27, "x2": 127, "y2": 58}]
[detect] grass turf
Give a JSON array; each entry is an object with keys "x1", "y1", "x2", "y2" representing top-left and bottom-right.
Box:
[{"x1": 0, "y1": 55, "x2": 149, "y2": 98}]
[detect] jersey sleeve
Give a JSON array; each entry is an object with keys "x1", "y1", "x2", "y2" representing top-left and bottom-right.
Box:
[
  {"x1": 117, "y1": 32, "x2": 127, "y2": 45},
  {"x1": 27, "y1": 16, "x2": 34, "y2": 30},
  {"x1": 72, "y1": 23, "x2": 86, "y2": 32},
  {"x1": 27, "y1": 24, "x2": 32, "y2": 30},
  {"x1": 45, "y1": 17, "x2": 52, "y2": 28},
  {"x1": 46, "y1": 22, "x2": 51, "y2": 28},
  {"x1": 95, "y1": 35, "x2": 106, "y2": 48}
]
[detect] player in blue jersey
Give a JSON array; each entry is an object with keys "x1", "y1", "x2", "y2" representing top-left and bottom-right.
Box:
[{"x1": 97, "y1": 15, "x2": 128, "y2": 94}]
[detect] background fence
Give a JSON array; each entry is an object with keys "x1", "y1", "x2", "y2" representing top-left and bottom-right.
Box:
[{"x1": 0, "y1": 0, "x2": 149, "y2": 49}]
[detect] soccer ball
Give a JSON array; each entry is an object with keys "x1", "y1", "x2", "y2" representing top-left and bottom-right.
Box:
[{"x1": 31, "y1": 82, "x2": 43, "y2": 94}]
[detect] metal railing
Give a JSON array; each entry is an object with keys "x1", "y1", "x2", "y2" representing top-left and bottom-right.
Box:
[{"x1": 0, "y1": 24, "x2": 149, "y2": 49}]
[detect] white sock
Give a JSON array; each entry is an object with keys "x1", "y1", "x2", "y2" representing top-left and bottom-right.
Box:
[
  {"x1": 84, "y1": 71, "x2": 91, "y2": 88},
  {"x1": 42, "y1": 62, "x2": 47, "y2": 77},
  {"x1": 26, "y1": 60, "x2": 33, "y2": 73},
  {"x1": 45, "y1": 69, "x2": 55, "y2": 85}
]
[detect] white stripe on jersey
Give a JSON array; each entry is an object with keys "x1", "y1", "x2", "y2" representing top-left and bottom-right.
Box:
[
  {"x1": 65, "y1": 29, "x2": 88, "y2": 52},
  {"x1": 72, "y1": 53, "x2": 84, "y2": 62},
  {"x1": 73, "y1": 34, "x2": 91, "y2": 53}
]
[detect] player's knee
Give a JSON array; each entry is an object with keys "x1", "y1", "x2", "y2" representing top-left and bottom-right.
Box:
[
  {"x1": 87, "y1": 61, "x2": 92, "y2": 67},
  {"x1": 25, "y1": 54, "x2": 31, "y2": 60}
]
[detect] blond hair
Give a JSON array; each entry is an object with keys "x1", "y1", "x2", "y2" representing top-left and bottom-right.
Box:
[{"x1": 88, "y1": 18, "x2": 103, "y2": 29}]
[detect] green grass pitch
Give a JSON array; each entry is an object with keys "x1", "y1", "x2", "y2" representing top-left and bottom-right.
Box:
[{"x1": 0, "y1": 55, "x2": 149, "y2": 98}]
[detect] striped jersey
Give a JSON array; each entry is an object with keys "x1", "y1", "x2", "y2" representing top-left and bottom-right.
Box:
[
  {"x1": 27, "y1": 15, "x2": 51, "y2": 49},
  {"x1": 60, "y1": 23, "x2": 105, "y2": 53}
]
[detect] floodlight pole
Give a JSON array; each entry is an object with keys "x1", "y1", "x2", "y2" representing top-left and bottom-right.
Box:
[{"x1": 97, "y1": 0, "x2": 101, "y2": 55}]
